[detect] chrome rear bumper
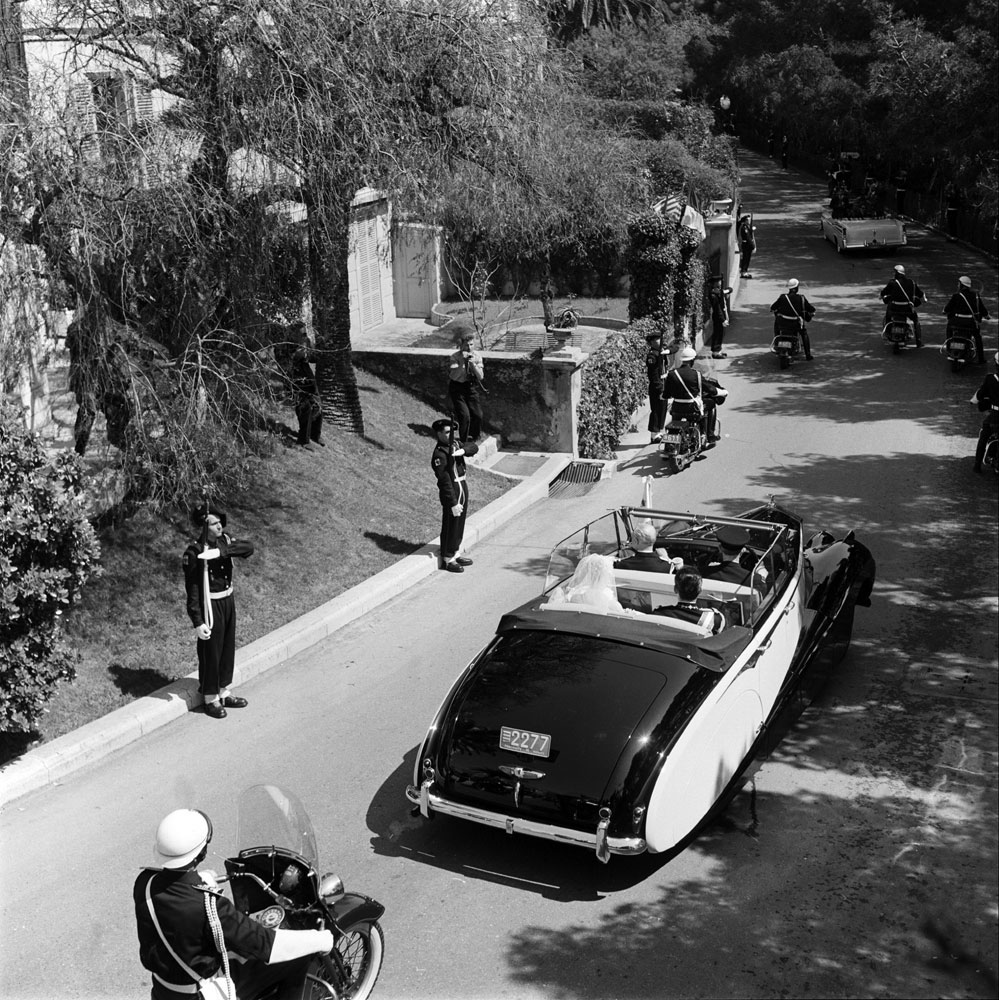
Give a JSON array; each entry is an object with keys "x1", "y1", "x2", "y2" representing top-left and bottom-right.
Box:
[{"x1": 406, "y1": 783, "x2": 647, "y2": 858}]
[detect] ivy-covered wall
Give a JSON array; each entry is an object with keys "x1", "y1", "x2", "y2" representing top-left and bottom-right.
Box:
[{"x1": 576, "y1": 326, "x2": 649, "y2": 460}]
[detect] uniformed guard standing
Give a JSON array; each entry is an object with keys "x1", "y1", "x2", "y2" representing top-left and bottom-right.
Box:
[
  {"x1": 431, "y1": 417, "x2": 478, "y2": 573},
  {"x1": 880, "y1": 264, "x2": 925, "y2": 347},
  {"x1": 645, "y1": 332, "x2": 668, "y2": 444},
  {"x1": 707, "y1": 275, "x2": 730, "y2": 359},
  {"x1": 183, "y1": 502, "x2": 254, "y2": 719},
  {"x1": 737, "y1": 213, "x2": 756, "y2": 279},
  {"x1": 944, "y1": 276, "x2": 992, "y2": 364},
  {"x1": 446, "y1": 321, "x2": 485, "y2": 443}
]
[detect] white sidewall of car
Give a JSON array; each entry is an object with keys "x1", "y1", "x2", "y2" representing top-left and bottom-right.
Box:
[{"x1": 644, "y1": 672, "x2": 763, "y2": 853}]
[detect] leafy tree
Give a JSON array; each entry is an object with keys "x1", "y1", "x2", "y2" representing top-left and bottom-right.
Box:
[{"x1": 0, "y1": 404, "x2": 101, "y2": 734}]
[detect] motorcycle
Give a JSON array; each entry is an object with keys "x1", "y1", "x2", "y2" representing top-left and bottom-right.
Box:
[
  {"x1": 942, "y1": 319, "x2": 978, "y2": 372},
  {"x1": 983, "y1": 404, "x2": 999, "y2": 474},
  {"x1": 660, "y1": 383, "x2": 726, "y2": 474},
  {"x1": 881, "y1": 306, "x2": 916, "y2": 354},
  {"x1": 771, "y1": 316, "x2": 803, "y2": 370},
  {"x1": 220, "y1": 785, "x2": 385, "y2": 1000}
]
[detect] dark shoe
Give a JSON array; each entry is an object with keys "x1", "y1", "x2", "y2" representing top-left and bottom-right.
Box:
[
  {"x1": 455, "y1": 557, "x2": 473, "y2": 566},
  {"x1": 221, "y1": 696, "x2": 248, "y2": 709},
  {"x1": 443, "y1": 561, "x2": 464, "y2": 573},
  {"x1": 805, "y1": 355, "x2": 814, "y2": 361},
  {"x1": 203, "y1": 701, "x2": 227, "y2": 719},
  {"x1": 313, "y1": 438, "x2": 326, "y2": 447},
  {"x1": 711, "y1": 353, "x2": 728, "y2": 360},
  {"x1": 708, "y1": 434, "x2": 721, "y2": 443}
]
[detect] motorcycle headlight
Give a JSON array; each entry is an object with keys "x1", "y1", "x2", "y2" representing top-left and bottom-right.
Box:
[{"x1": 319, "y1": 873, "x2": 344, "y2": 902}]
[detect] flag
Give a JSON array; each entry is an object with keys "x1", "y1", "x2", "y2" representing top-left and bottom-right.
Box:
[
  {"x1": 680, "y1": 204, "x2": 706, "y2": 239},
  {"x1": 653, "y1": 194, "x2": 683, "y2": 222}
]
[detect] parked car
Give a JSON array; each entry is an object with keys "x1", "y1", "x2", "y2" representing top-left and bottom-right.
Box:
[
  {"x1": 819, "y1": 213, "x2": 906, "y2": 253},
  {"x1": 407, "y1": 499, "x2": 875, "y2": 862}
]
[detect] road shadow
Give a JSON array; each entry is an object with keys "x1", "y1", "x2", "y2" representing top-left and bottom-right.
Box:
[{"x1": 108, "y1": 662, "x2": 173, "y2": 698}]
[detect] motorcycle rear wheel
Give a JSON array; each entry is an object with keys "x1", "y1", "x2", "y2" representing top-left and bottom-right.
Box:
[
  {"x1": 307, "y1": 921, "x2": 385, "y2": 1000},
  {"x1": 779, "y1": 354, "x2": 790, "y2": 370},
  {"x1": 664, "y1": 455, "x2": 682, "y2": 475}
]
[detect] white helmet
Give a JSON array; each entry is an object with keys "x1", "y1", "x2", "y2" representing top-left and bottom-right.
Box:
[
  {"x1": 678, "y1": 346, "x2": 697, "y2": 362},
  {"x1": 787, "y1": 278, "x2": 799, "y2": 289},
  {"x1": 153, "y1": 809, "x2": 212, "y2": 869}
]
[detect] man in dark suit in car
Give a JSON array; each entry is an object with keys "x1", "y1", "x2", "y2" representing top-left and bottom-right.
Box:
[
  {"x1": 615, "y1": 521, "x2": 682, "y2": 573},
  {"x1": 654, "y1": 569, "x2": 725, "y2": 634}
]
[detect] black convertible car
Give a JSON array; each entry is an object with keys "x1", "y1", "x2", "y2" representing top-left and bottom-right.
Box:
[{"x1": 407, "y1": 499, "x2": 875, "y2": 862}]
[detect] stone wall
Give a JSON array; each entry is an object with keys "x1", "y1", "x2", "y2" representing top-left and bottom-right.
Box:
[{"x1": 354, "y1": 346, "x2": 584, "y2": 453}]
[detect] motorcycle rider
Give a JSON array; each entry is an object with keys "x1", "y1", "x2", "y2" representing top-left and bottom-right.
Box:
[
  {"x1": 770, "y1": 279, "x2": 816, "y2": 360},
  {"x1": 973, "y1": 352, "x2": 999, "y2": 473},
  {"x1": 880, "y1": 264, "x2": 924, "y2": 347},
  {"x1": 134, "y1": 808, "x2": 335, "y2": 999},
  {"x1": 663, "y1": 346, "x2": 721, "y2": 443},
  {"x1": 944, "y1": 276, "x2": 992, "y2": 365}
]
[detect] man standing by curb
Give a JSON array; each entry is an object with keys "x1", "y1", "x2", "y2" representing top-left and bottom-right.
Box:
[
  {"x1": 431, "y1": 418, "x2": 478, "y2": 573},
  {"x1": 183, "y1": 502, "x2": 254, "y2": 718}
]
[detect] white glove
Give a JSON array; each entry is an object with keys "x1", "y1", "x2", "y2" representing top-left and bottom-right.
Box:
[
  {"x1": 197, "y1": 548, "x2": 221, "y2": 560},
  {"x1": 269, "y1": 928, "x2": 336, "y2": 964},
  {"x1": 198, "y1": 869, "x2": 219, "y2": 889},
  {"x1": 670, "y1": 557, "x2": 684, "y2": 571},
  {"x1": 451, "y1": 504, "x2": 463, "y2": 516},
  {"x1": 195, "y1": 624, "x2": 212, "y2": 640}
]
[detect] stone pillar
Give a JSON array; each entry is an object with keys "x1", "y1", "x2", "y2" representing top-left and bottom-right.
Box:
[
  {"x1": 541, "y1": 348, "x2": 589, "y2": 457},
  {"x1": 705, "y1": 211, "x2": 738, "y2": 296}
]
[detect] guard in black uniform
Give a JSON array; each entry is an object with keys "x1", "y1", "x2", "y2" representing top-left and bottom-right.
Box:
[
  {"x1": 663, "y1": 346, "x2": 722, "y2": 441},
  {"x1": 738, "y1": 214, "x2": 756, "y2": 279},
  {"x1": 431, "y1": 418, "x2": 478, "y2": 573},
  {"x1": 183, "y1": 503, "x2": 254, "y2": 718},
  {"x1": 703, "y1": 525, "x2": 756, "y2": 586},
  {"x1": 770, "y1": 278, "x2": 816, "y2": 359},
  {"x1": 880, "y1": 264, "x2": 925, "y2": 347},
  {"x1": 973, "y1": 353, "x2": 999, "y2": 472},
  {"x1": 134, "y1": 808, "x2": 333, "y2": 999},
  {"x1": 446, "y1": 321, "x2": 485, "y2": 443},
  {"x1": 290, "y1": 347, "x2": 324, "y2": 447},
  {"x1": 645, "y1": 332, "x2": 668, "y2": 443},
  {"x1": 708, "y1": 276, "x2": 730, "y2": 359},
  {"x1": 944, "y1": 276, "x2": 992, "y2": 364}
]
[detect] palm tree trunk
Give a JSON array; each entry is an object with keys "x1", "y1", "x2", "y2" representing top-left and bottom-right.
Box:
[{"x1": 305, "y1": 187, "x2": 364, "y2": 435}]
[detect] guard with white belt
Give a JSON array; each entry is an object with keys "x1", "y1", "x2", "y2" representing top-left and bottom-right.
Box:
[
  {"x1": 183, "y1": 502, "x2": 254, "y2": 719},
  {"x1": 134, "y1": 808, "x2": 334, "y2": 998},
  {"x1": 770, "y1": 278, "x2": 817, "y2": 360},
  {"x1": 880, "y1": 264, "x2": 925, "y2": 347},
  {"x1": 944, "y1": 275, "x2": 992, "y2": 365},
  {"x1": 431, "y1": 417, "x2": 478, "y2": 573}
]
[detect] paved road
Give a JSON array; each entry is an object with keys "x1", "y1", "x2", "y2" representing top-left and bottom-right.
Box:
[{"x1": 2, "y1": 150, "x2": 997, "y2": 1000}]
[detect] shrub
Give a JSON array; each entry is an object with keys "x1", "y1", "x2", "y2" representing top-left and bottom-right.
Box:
[
  {"x1": 0, "y1": 406, "x2": 102, "y2": 733},
  {"x1": 627, "y1": 211, "x2": 680, "y2": 332},
  {"x1": 577, "y1": 325, "x2": 649, "y2": 460}
]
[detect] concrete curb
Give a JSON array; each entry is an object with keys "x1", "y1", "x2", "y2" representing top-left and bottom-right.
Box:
[{"x1": 0, "y1": 453, "x2": 571, "y2": 810}]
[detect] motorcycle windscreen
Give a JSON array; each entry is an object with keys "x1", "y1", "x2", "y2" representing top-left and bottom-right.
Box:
[
  {"x1": 235, "y1": 784, "x2": 318, "y2": 866},
  {"x1": 439, "y1": 631, "x2": 686, "y2": 830}
]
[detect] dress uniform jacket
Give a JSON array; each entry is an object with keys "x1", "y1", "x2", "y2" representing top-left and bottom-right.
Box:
[
  {"x1": 134, "y1": 868, "x2": 275, "y2": 993},
  {"x1": 183, "y1": 535, "x2": 254, "y2": 628}
]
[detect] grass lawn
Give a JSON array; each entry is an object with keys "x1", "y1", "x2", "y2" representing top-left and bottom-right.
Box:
[{"x1": 8, "y1": 367, "x2": 515, "y2": 762}]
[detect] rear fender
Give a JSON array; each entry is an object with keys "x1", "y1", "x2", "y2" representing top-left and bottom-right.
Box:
[{"x1": 330, "y1": 892, "x2": 385, "y2": 930}]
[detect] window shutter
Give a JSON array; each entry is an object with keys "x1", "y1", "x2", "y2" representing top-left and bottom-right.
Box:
[{"x1": 69, "y1": 81, "x2": 99, "y2": 162}]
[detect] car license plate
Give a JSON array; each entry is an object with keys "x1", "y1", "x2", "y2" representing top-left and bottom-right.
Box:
[
  {"x1": 777, "y1": 340, "x2": 793, "y2": 349},
  {"x1": 500, "y1": 726, "x2": 551, "y2": 758}
]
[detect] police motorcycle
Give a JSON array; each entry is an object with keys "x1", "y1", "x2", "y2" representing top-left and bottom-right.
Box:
[
  {"x1": 220, "y1": 785, "x2": 385, "y2": 1000},
  {"x1": 659, "y1": 366, "x2": 727, "y2": 475},
  {"x1": 983, "y1": 407, "x2": 999, "y2": 474},
  {"x1": 942, "y1": 317, "x2": 978, "y2": 372},
  {"x1": 772, "y1": 314, "x2": 804, "y2": 369},
  {"x1": 881, "y1": 306, "x2": 917, "y2": 354}
]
